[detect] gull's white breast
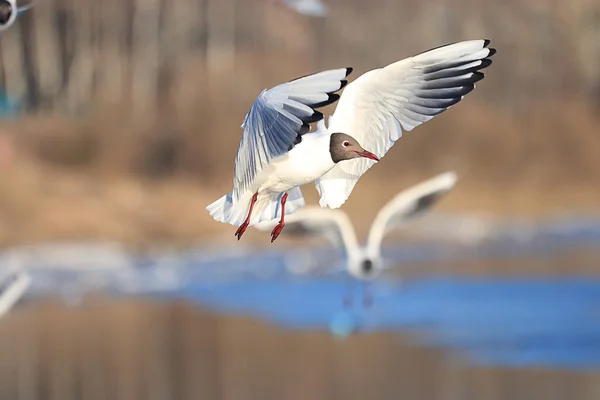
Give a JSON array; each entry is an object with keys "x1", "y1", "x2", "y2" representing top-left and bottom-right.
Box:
[{"x1": 256, "y1": 132, "x2": 334, "y2": 194}]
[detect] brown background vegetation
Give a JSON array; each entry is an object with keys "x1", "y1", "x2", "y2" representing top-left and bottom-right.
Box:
[{"x1": 0, "y1": 0, "x2": 599, "y2": 245}]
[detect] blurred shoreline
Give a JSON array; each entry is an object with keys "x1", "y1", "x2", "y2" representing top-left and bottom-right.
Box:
[{"x1": 1, "y1": 147, "x2": 599, "y2": 248}]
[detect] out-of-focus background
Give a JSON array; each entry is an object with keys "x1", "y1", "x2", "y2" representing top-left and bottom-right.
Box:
[{"x1": 1, "y1": 0, "x2": 600, "y2": 399}]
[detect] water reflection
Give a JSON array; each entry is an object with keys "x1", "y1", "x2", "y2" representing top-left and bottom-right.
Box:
[{"x1": 4, "y1": 217, "x2": 600, "y2": 370}]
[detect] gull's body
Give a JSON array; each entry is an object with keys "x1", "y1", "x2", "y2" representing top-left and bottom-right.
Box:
[
  {"x1": 248, "y1": 129, "x2": 335, "y2": 196},
  {"x1": 213, "y1": 129, "x2": 340, "y2": 240},
  {"x1": 208, "y1": 40, "x2": 495, "y2": 242},
  {"x1": 0, "y1": 0, "x2": 33, "y2": 33},
  {"x1": 255, "y1": 172, "x2": 458, "y2": 304}
]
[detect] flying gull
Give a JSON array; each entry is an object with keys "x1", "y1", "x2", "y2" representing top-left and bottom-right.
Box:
[
  {"x1": 207, "y1": 40, "x2": 495, "y2": 242},
  {"x1": 254, "y1": 171, "x2": 458, "y2": 306},
  {"x1": 278, "y1": 0, "x2": 328, "y2": 17}
]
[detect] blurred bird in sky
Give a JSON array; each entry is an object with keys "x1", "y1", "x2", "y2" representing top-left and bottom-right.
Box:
[
  {"x1": 0, "y1": 0, "x2": 33, "y2": 33},
  {"x1": 278, "y1": 0, "x2": 328, "y2": 17},
  {"x1": 207, "y1": 40, "x2": 495, "y2": 243},
  {"x1": 255, "y1": 171, "x2": 457, "y2": 307}
]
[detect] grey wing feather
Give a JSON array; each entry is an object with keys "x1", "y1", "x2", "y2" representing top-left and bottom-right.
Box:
[{"x1": 232, "y1": 68, "x2": 352, "y2": 201}]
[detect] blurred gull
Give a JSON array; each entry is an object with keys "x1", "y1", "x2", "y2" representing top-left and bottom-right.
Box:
[
  {"x1": 0, "y1": 0, "x2": 33, "y2": 33},
  {"x1": 255, "y1": 171, "x2": 458, "y2": 306},
  {"x1": 279, "y1": 0, "x2": 328, "y2": 17},
  {"x1": 207, "y1": 40, "x2": 495, "y2": 242},
  {"x1": 0, "y1": 255, "x2": 31, "y2": 318}
]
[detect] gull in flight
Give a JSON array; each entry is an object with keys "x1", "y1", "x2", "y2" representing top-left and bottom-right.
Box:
[
  {"x1": 277, "y1": 0, "x2": 328, "y2": 17},
  {"x1": 0, "y1": 0, "x2": 33, "y2": 33},
  {"x1": 255, "y1": 171, "x2": 458, "y2": 307},
  {"x1": 207, "y1": 40, "x2": 495, "y2": 242}
]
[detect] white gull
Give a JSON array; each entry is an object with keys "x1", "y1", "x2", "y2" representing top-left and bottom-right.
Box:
[{"x1": 207, "y1": 40, "x2": 495, "y2": 242}]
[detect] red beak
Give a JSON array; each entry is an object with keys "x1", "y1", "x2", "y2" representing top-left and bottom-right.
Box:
[{"x1": 353, "y1": 150, "x2": 379, "y2": 162}]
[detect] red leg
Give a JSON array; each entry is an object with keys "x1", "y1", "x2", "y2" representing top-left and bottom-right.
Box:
[
  {"x1": 270, "y1": 193, "x2": 288, "y2": 243},
  {"x1": 234, "y1": 192, "x2": 258, "y2": 241}
]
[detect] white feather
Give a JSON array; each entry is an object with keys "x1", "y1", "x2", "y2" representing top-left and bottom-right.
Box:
[
  {"x1": 207, "y1": 187, "x2": 306, "y2": 227},
  {"x1": 365, "y1": 171, "x2": 458, "y2": 259}
]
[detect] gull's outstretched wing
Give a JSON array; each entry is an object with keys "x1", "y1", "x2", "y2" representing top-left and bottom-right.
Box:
[
  {"x1": 233, "y1": 68, "x2": 351, "y2": 201},
  {"x1": 315, "y1": 40, "x2": 494, "y2": 208},
  {"x1": 254, "y1": 206, "x2": 359, "y2": 257},
  {"x1": 366, "y1": 171, "x2": 458, "y2": 258}
]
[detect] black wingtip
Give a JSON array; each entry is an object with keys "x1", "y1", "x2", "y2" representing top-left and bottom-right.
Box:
[
  {"x1": 472, "y1": 71, "x2": 485, "y2": 83},
  {"x1": 461, "y1": 84, "x2": 476, "y2": 97},
  {"x1": 483, "y1": 39, "x2": 491, "y2": 47},
  {"x1": 487, "y1": 48, "x2": 497, "y2": 57},
  {"x1": 339, "y1": 79, "x2": 349, "y2": 90},
  {"x1": 299, "y1": 123, "x2": 310, "y2": 135},
  {"x1": 303, "y1": 110, "x2": 324, "y2": 124},
  {"x1": 345, "y1": 67, "x2": 353, "y2": 77},
  {"x1": 479, "y1": 58, "x2": 493, "y2": 70},
  {"x1": 311, "y1": 93, "x2": 340, "y2": 109}
]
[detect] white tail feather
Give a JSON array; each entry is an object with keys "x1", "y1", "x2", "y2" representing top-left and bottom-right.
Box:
[{"x1": 207, "y1": 188, "x2": 305, "y2": 227}]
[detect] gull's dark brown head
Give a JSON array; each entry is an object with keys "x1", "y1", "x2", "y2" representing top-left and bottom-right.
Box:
[
  {"x1": 0, "y1": 1, "x2": 12, "y2": 24},
  {"x1": 329, "y1": 132, "x2": 379, "y2": 163},
  {"x1": 361, "y1": 259, "x2": 374, "y2": 274}
]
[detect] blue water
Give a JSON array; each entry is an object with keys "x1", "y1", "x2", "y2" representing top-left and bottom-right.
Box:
[
  {"x1": 163, "y1": 276, "x2": 600, "y2": 370},
  {"x1": 8, "y1": 215, "x2": 600, "y2": 371}
]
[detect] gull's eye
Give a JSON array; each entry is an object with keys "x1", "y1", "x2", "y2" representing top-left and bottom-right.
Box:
[{"x1": 342, "y1": 141, "x2": 350, "y2": 147}]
